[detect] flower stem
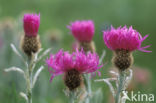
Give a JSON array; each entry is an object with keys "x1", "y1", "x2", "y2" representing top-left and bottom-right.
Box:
[
  {"x1": 26, "y1": 70, "x2": 32, "y2": 103},
  {"x1": 69, "y1": 91, "x2": 75, "y2": 103},
  {"x1": 27, "y1": 57, "x2": 34, "y2": 103},
  {"x1": 85, "y1": 74, "x2": 92, "y2": 103},
  {"x1": 115, "y1": 71, "x2": 126, "y2": 103}
]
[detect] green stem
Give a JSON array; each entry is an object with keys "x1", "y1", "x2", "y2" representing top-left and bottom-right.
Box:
[
  {"x1": 115, "y1": 71, "x2": 126, "y2": 103},
  {"x1": 27, "y1": 57, "x2": 34, "y2": 103},
  {"x1": 69, "y1": 91, "x2": 75, "y2": 103},
  {"x1": 85, "y1": 74, "x2": 92, "y2": 103},
  {"x1": 26, "y1": 69, "x2": 32, "y2": 103}
]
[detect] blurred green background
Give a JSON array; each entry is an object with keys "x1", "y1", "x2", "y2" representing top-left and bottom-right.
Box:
[{"x1": 0, "y1": 0, "x2": 156, "y2": 103}]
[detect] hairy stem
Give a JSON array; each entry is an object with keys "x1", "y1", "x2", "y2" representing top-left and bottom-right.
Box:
[
  {"x1": 115, "y1": 71, "x2": 126, "y2": 103},
  {"x1": 85, "y1": 74, "x2": 92, "y2": 103},
  {"x1": 27, "y1": 57, "x2": 34, "y2": 103},
  {"x1": 26, "y1": 70, "x2": 32, "y2": 103},
  {"x1": 69, "y1": 91, "x2": 75, "y2": 103}
]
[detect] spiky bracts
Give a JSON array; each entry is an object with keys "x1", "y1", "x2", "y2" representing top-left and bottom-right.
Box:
[
  {"x1": 112, "y1": 49, "x2": 133, "y2": 71},
  {"x1": 21, "y1": 35, "x2": 41, "y2": 56},
  {"x1": 78, "y1": 41, "x2": 96, "y2": 53},
  {"x1": 64, "y1": 69, "x2": 82, "y2": 91}
]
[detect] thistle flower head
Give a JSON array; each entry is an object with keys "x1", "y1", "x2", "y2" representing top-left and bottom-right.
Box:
[
  {"x1": 23, "y1": 13, "x2": 40, "y2": 37},
  {"x1": 103, "y1": 26, "x2": 151, "y2": 52},
  {"x1": 46, "y1": 49, "x2": 102, "y2": 82},
  {"x1": 67, "y1": 20, "x2": 95, "y2": 42}
]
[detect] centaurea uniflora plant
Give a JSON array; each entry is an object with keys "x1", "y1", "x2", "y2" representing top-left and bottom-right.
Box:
[
  {"x1": 46, "y1": 49, "x2": 102, "y2": 103},
  {"x1": 96, "y1": 26, "x2": 151, "y2": 103},
  {"x1": 4, "y1": 13, "x2": 51, "y2": 103},
  {"x1": 68, "y1": 20, "x2": 98, "y2": 102}
]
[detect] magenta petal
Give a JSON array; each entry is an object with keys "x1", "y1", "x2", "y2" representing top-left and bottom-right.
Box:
[
  {"x1": 140, "y1": 45, "x2": 151, "y2": 49},
  {"x1": 97, "y1": 71, "x2": 101, "y2": 76},
  {"x1": 141, "y1": 35, "x2": 149, "y2": 42},
  {"x1": 67, "y1": 20, "x2": 94, "y2": 42},
  {"x1": 46, "y1": 49, "x2": 103, "y2": 82},
  {"x1": 138, "y1": 48, "x2": 152, "y2": 53},
  {"x1": 23, "y1": 13, "x2": 40, "y2": 37}
]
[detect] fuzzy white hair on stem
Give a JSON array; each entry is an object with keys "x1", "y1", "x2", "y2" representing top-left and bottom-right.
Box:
[
  {"x1": 95, "y1": 69, "x2": 133, "y2": 103},
  {"x1": 32, "y1": 66, "x2": 44, "y2": 87},
  {"x1": 20, "y1": 92, "x2": 28, "y2": 102},
  {"x1": 4, "y1": 67, "x2": 26, "y2": 79},
  {"x1": 99, "y1": 50, "x2": 106, "y2": 64},
  {"x1": 10, "y1": 43, "x2": 28, "y2": 67},
  {"x1": 5, "y1": 44, "x2": 52, "y2": 103}
]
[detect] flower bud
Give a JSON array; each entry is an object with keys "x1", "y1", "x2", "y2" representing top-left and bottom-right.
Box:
[
  {"x1": 68, "y1": 20, "x2": 94, "y2": 42},
  {"x1": 23, "y1": 13, "x2": 40, "y2": 37},
  {"x1": 21, "y1": 13, "x2": 41, "y2": 57}
]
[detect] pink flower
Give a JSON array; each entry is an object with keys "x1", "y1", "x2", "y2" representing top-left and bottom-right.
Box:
[
  {"x1": 103, "y1": 26, "x2": 151, "y2": 52},
  {"x1": 46, "y1": 49, "x2": 102, "y2": 82},
  {"x1": 67, "y1": 20, "x2": 95, "y2": 42},
  {"x1": 23, "y1": 13, "x2": 40, "y2": 37}
]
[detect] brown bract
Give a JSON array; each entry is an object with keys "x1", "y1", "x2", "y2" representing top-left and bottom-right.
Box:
[
  {"x1": 112, "y1": 49, "x2": 133, "y2": 71},
  {"x1": 78, "y1": 41, "x2": 95, "y2": 53},
  {"x1": 64, "y1": 69, "x2": 82, "y2": 91},
  {"x1": 20, "y1": 35, "x2": 41, "y2": 57}
]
